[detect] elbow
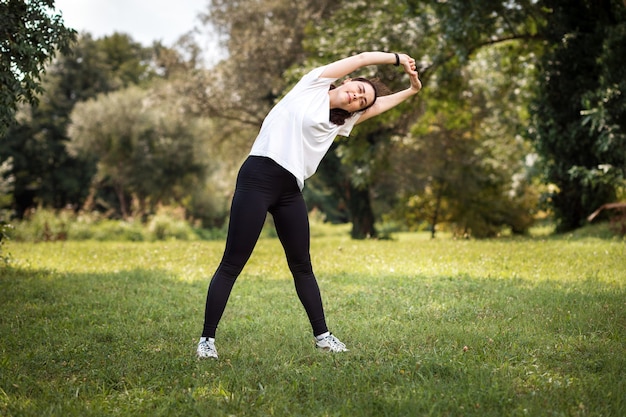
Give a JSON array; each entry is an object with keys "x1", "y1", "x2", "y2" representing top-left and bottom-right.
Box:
[{"x1": 356, "y1": 52, "x2": 375, "y2": 66}]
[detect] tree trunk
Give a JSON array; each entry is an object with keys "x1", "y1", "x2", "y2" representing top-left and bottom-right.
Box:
[
  {"x1": 313, "y1": 142, "x2": 377, "y2": 239},
  {"x1": 431, "y1": 184, "x2": 442, "y2": 239},
  {"x1": 347, "y1": 183, "x2": 377, "y2": 239},
  {"x1": 114, "y1": 181, "x2": 129, "y2": 220}
]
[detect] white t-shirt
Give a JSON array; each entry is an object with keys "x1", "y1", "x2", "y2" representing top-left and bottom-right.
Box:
[{"x1": 249, "y1": 65, "x2": 360, "y2": 190}]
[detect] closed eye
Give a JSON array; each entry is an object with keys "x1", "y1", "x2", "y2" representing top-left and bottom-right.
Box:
[{"x1": 359, "y1": 85, "x2": 368, "y2": 107}]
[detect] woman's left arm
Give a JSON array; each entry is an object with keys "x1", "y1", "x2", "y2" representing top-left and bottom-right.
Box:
[{"x1": 356, "y1": 70, "x2": 422, "y2": 124}]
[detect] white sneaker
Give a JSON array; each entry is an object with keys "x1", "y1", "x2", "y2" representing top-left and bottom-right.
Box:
[
  {"x1": 197, "y1": 338, "x2": 218, "y2": 359},
  {"x1": 315, "y1": 333, "x2": 348, "y2": 352}
]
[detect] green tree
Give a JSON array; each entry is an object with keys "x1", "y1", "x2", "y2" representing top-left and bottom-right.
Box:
[
  {"x1": 0, "y1": 157, "x2": 14, "y2": 245},
  {"x1": 531, "y1": 0, "x2": 626, "y2": 231},
  {"x1": 0, "y1": 0, "x2": 75, "y2": 137},
  {"x1": 284, "y1": 0, "x2": 424, "y2": 238},
  {"x1": 196, "y1": 0, "x2": 338, "y2": 125},
  {"x1": 304, "y1": 0, "x2": 544, "y2": 238},
  {"x1": 67, "y1": 86, "x2": 210, "y2": 220},
  {"x1": 392, "y1": 43, "x2": 538, "y2": 238},
  {"x1": 0, "y1": 156, "x2": 13, "y2": 263},
  {"x1": 1, "y1": 33, "x2": 156, "y2": 216},
  {"x1": 192, "y1": 0, "x2": 348, "y2": 223}
]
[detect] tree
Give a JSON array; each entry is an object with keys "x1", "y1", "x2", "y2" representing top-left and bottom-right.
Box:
[
  {"x1": 67, "y1": 86, "x2": 210, "y2": 220},
  {"x1": 196, "y1": 0, "x2": 339, "y2": 126},
  {"x1": 1, "y1": 33, "x2": 157, "y2": 216},
  {"x1": 0, "y1": 157, "x2": 13, "y2": 263},
  {"x1": 192, "y1": 0, "x2": 348, "y2": 216},
  {"x1": 303, "y1": 0, "x2": 544, "y2": 238},
  {"x1": 193, "y1": 0, "x2": 548, "y2": 239},
  {"x1": 296, "y1": 0, "x2": 426, "y2": 238},
  {"x1": 530, "y1": 0, "x2": 626, "y2": 231},
  {"x1": 0, "y1": 0, "x2": 75, "y2": 137},
  {"x1": 389, "y1": 42, "x2": 539, "y2": 238}
]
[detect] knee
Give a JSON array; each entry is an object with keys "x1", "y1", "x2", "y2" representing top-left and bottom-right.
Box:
[
  {"x1": 287, "y1": 255, "x2": 313, "y2": 277},
  {"x1": 216, "y1": 259, "x2": 245, "y2": 282}
]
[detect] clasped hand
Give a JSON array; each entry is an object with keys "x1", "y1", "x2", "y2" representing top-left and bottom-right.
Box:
[{"x1": 398, "y1": 53, "x2": 422, "y2": 92}]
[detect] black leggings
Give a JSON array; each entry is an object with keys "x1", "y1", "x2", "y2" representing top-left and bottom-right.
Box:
[{"x1": 201, "y1": 156, "x2": 328, "y2": 338}]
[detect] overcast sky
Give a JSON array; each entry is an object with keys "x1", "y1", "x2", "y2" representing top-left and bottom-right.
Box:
[{"x1": 54, "y1": 0, "x2": 222, "y2": 63}]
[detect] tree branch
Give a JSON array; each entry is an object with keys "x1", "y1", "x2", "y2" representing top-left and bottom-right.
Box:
[
  {"x1": 202, "y1": 102, "x2": 264, "y2": 127},
  {"x1": 420, "y1": 33, "x2": 544, "y2": 81}
]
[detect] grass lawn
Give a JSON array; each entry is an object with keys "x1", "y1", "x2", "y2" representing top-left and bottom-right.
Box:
[{"x1": 1, "y1": 225, "x2": 625, "y2": 416}]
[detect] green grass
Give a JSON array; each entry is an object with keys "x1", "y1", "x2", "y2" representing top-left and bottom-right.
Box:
[{"x1": 1, "y1": 225, "x2": 625, "y2": 416}]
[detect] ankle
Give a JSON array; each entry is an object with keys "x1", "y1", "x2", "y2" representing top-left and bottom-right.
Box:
[{"x1": 315, "y1": 332, "x2": 330, "y2": 341}]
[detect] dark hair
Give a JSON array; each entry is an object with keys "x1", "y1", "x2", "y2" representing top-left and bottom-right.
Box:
[{"x1": 329, "y1": 77, "x2": 388, "y2": 125}]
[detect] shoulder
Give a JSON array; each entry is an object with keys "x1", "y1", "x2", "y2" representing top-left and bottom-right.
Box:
[
  {"x1": 286, "y1": 66, "x2": 335, "y2": 96},
  {"x1": 303, "y1": 65, "x2": 335, "y2": 83}
]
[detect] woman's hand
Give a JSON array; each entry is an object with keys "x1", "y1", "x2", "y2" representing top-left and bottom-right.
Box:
[
  {"x1": 398, "y1": 54, "x2": 422, "y2": 93},
  {"x1": 398, "y1": 53, "x2": 417, "y2": 74},
  {"x1": 409, "y1": 71, "x2": 422, "y2": 93}
]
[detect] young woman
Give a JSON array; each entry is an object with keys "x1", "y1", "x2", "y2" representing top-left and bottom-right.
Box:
[{"x1": 198, "y1": 51, "x2": 422, "y2": 359}]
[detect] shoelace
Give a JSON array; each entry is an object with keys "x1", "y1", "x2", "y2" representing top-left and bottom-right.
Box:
[
  {"x1": 199, "y1": 341, "x2": 216, "y2": 354},
  {"x1": 323, "y1": 335, "x2": 346, "y2": 350}
]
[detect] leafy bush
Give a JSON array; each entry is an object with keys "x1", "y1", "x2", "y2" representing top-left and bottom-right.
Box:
[
  {"x1": 70, "y1": 219, "x2": 146, "y2": 241},
  {"x1": 147, "y1": 206, "x2": 198, "y2": 241},
  {"x1": 0, "y1": 220, "x2": 12, "y2": 264},
  {"x1": 10, "y1": 207, "x2": 73, "y2": 242},
  {"x1": 9, "y1": 207, "x2": 209, "y2": 242}
]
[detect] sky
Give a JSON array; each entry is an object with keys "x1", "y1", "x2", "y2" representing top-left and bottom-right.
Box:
[{"x1": 54, "y1": 0, "x2": 221, "y2": 62}]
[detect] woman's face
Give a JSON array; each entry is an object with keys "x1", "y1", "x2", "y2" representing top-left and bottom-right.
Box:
[{"x1": 335, "y1": 80, "x2": 376, "y2": 112}]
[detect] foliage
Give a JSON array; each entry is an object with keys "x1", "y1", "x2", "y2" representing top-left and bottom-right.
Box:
[
  {"x1": 0, "y1": 217, "x2": 11, "y2": 266},
  {"x1": 197, "y1": 0, "x2": 339, "y2": 125},
  {"x1": 0, "y1": 157, "x2": 14, "y2": 210},
  {"x1": 67, "y1": 85, "x2": 210, "y2": 220},
  {"x1": 530, "y1": 0, "x2": 626, "y2": 232},
  {"x1": 0, "y1": 157, "x2": 15, "y2": 263},
  {"x1": 0, "y1": 0, "x2": 76, "y2": 138},
  {"x1": 1, "y1": 232, "x2": 625, "y2": 415},
  {"x1": 8, "y1": 207, "x2": 204, "y2": 242},
  {"x1": 5, "y1": 0, "x2": 623, "y2": 242},
  {"x1": 1, "y1": 29, "x2": 232, "y2": 230},
  {"x1": 146, "y1": 206, "x2": 200, "y2": 241},
  {"x1": 299, "y1": 0, "x2": 427, "y2": 238},
  {"x1": 1, "y1": 33, "x2": 158, "y2": 217},
  {"x1": 188, "y1": 0, "x2": 345, "y2": 180},
  {"x1": 376, "y1": 41, "x2": 539, "y2": 238},
  {"x1": 10, "y1": 206, "x2": 72, "y2": 242},
  {"x1": 298, "y1": 0, "x2": 547, "y2": 238},
  {"x1": 7, "y1": 205, "x2": 316, "y2": 243},
  {"x1": 427, "y1": 0, "x2": 545, "y2": 61},
  {"x1": 194, "y1": 0, "x2": 384, "y2": 234}
]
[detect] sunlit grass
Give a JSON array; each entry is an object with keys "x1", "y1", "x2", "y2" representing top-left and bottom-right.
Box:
[{"x1": 1, "y1": 225, "x2": 624, "y2": 416}]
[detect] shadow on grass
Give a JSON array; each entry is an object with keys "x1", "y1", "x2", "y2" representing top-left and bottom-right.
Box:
[{"x1": 0, "y1": 264, "x2": 624, "y2": 417}]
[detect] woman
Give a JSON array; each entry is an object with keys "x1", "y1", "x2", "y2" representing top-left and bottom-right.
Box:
[{"x1": 198, "y1": 51, "x2": 422, "y2": 359}]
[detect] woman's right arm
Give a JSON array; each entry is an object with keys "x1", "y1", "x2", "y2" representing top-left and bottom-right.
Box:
[{"x1": 319, "y1": 51, "x2": 416, "y2": 79}]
